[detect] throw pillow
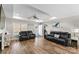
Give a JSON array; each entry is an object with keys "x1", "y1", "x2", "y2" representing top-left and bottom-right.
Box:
[{"x1": 54, "y1": 34, "x2": 59, "y2": 38}]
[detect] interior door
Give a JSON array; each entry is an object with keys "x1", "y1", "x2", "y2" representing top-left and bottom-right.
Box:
[
  {"x1": 38, "y1": 24, "x2": 43, "y2": 36},
  {"x1": 35, "y1": 24, "x2": 43, "y2": 36}
]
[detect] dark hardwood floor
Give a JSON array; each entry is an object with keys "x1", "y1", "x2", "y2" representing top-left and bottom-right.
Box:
[{"x1": 1, "y1": 37, "x2": 79, "y2": 54}]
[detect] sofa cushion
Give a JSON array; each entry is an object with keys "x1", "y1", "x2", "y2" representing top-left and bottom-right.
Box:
[
  {"x1": 54, "y1": 34, "x2": 59, "y2": 38},
  {"x1": 19, "y1": 31, "x2": 27, "y2": 35},
  {"x1": 21, "y1": 36, "x2": 28, "y2": 38},
  {"x1": 47, "y1": 34, "x2": 54, "y2": 37},
  {"x1": 59, "y1": 35, "x2": 68, "y2": 39},
  {"x1": 57, "y1": 38, "x2": 65, "y2": 42}
]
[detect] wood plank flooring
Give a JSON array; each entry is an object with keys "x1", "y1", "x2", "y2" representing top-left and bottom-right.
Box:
[{"x1": 1, "y1": 37, "x2": 79, "y2": 54}]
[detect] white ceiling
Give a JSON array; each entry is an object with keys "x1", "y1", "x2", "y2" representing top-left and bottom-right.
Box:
[
  {"x1": 2, "y1": 4, "x2": 79, "y2": 31},
  {"x1": 31, "y1": 4, "x2": 79, "y2": 19},
  {"x1": 2, "y1": 4, "x2": 79, "y2": 27},
  {"x1": 2, "y1": 4, "x2": 79, "y2": 20},
  {"x1": 2, "y1": 4, "x2": 50, "y2": 21}
]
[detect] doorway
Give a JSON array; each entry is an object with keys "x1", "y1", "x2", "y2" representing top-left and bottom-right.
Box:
[{"x1": 35, "y1": 24, "x2": 43, "y2": 37}]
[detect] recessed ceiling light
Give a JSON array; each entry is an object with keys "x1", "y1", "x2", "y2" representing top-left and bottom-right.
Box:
[
  {"x1": 50, "y1": 17, "x2": 57, "y2": 20},
  {"x1": 13, "y1": 16, "x2": 23, "y2": 19},
  {"x1": 32, "y1": 20, "x2": 43, "y2": 23}
]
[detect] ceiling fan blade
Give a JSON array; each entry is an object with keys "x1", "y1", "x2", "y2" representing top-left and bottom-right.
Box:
[{"x1": 27, "y1": 15, "x2": 40, "y2": 20}]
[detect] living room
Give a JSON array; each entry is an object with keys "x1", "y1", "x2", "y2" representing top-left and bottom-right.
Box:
[{"x1": 0, "y1": 4, "x2": 79, "y2": 54}]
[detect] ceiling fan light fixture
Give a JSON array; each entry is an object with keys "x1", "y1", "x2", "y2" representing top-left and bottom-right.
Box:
[
  {"x1": 13, "y1": 16, "x2": 23, "y2": 19},
  {"x1": 32, "y1": 19, "x2": 43, "y2": 23},
  {"x1": 50, "y1": 17, "x2": 57, "y2": 20}
]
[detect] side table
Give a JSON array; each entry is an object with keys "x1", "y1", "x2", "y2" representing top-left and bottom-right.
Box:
[{"x1": 71, "y1": 37, "x2": 79, "y2": 49}]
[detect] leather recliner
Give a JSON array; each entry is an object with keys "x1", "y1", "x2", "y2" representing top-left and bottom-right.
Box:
[
  {"x1": 45, "y1": 31, "x2": 71, "y2": 46},
  {"x1": 19, "y1": 31, "x2": 35, "y2": 41}
]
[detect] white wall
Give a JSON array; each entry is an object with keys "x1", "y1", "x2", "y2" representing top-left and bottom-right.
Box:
[{"x1": 45, "y1": 22, "x2": 73, "y2": 34}]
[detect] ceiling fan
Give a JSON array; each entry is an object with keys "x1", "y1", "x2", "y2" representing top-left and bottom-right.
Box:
[
  {"x1": 52, "y1": 22, "x2": 60, "y2": 27},
  {"x1": 27, "y1": 15, "x2": 40, "y2": 20}
]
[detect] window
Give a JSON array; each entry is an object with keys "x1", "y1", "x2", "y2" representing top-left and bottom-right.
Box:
[{"x1": 13, "y1": 23, "x2": 27, "y2": 36}]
